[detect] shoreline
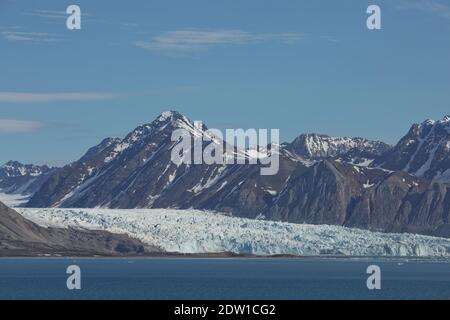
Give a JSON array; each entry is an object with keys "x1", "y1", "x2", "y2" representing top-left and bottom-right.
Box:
[{"x1": 1, "y1": 253, "x2": 450, "y2": 262}]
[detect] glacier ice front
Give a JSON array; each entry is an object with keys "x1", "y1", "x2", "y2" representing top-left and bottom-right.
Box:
[{"x1": 17, "y1": 208, "x2": 450, "y2": 257}]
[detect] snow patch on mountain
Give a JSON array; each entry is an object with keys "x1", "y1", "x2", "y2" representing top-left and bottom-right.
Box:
[
  {"x1": 0, "y1": 161, "x2": 49, "y2": 178},
  {"x1": 0, "y1": 193, "x2": 30, "y2": 207},
  {"x1": 287, "y1": 134, "x2": 391, "y2": 159},
  {"x1": 0, "y1": 162, "x2": 56, "y2": 196},
  {"x1": 17, "y1": 208, "x2": 450, "y2": 257}
]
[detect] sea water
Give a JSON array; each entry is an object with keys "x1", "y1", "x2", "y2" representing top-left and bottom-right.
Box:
[{"x1": 0, "y1": 258, "x2": 449, "y2": 300}]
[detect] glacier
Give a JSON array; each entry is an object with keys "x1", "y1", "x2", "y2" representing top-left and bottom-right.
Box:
[
  {"x1": 17, "y1": 207, "x2": 450, "y2": 257},
  {"x1": 0, "y1": 192, "x2": 30, "y2": 207}
]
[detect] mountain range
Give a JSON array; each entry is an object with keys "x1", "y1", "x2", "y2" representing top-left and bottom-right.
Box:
[
  {"x1": 2, "y1": 111, "x2": 450, "y2": 238},
  {"x1": 0, "y1": 161, "x2": 57, "y2": 195}
]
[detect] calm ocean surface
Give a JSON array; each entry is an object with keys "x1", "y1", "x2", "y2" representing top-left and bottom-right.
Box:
[{"x1": 0, "y1": 258, "x2": 449, "y2": 300}]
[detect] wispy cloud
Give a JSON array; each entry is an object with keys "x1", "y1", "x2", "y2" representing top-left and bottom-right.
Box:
[
  {"x1": 394, "y1": 0, "x2": 450, "y2": 19},
  {"x1": 0, "y1": 25, "x2": 22, "y2": 30},
  {"x1": 0, "y1": 31, "x2": 60, "y2": 42},
  {"x1": 26, "y1": 9, "x2": 67, "y2": 19},
  {"x1": 134, "y1": 29, "x2": 304, "y2": 54},
  {"x1": 0, "y1": 119, "x2": 44, "y2": 133},
  {"x1": 0, "y1": 92, "x2": 122, "y2": 103},
  {"x1": 25, "y1": 9, "x2": 133, "y2": 28}
]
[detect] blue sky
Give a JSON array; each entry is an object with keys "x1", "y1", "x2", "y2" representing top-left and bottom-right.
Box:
[{"x1": 1, "y1": 0, "x2": 450, "y2": 166}]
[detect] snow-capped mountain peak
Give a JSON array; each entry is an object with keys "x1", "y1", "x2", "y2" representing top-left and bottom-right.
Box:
[
  {"x1": 373, "y1": 115, "x2": 450, "y2": 182},
  {"x1": 123, "y1": 111, "x2": 196, "y2": 143},
  {"x1": 96, "y1": 111, "x2": 197, "y2": 164},
  {"x1": 156, "y1": 110, "x2": 182, "y2": 123},
  {"x1": 0, "y1": 161, "x2": 57, "y2": 195},
  {"x1": 154, "y1": 110, "x2": 192, "y2": 126},
  {"x1": 0, "y1": 161, "x2": 51, "y2": 178},
  {"x1": 286, "y1": 133, "x2": 391, "y2": 159},
  {"x1": 418, "y1": 115, "x2": 450, "y2": 130}
]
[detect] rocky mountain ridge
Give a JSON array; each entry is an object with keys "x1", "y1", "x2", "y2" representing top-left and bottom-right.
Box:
[{"x1": 12, "y1": 111, "x2": 450, "y2": 238}]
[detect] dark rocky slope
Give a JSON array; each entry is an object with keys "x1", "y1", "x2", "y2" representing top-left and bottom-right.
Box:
[
  {"x1": 0, "y1": 201, "x2": 158, "y2": 256},
  {"x1": 264, "y1": 160, "x2": 450, "y2": 237},
  {"x1": 373, "y1": 116, "x2": 450, "y2": 182}
]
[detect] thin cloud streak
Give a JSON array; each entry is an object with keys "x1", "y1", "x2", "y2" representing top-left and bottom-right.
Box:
[
  {"x1": 0, "y1": 92, "x2": 122, "y2": 103},
  {"x1": 134, "y1": 29, "x2": 304, "y2": 54},
  {"x1": 26, "y1": 10, "x2": 67, "y2": 19},
  {"x1": 0, "y1": 119, "x2": 44, "y2": 133},
  {"x1": 1, "y1": 31, "x2": 60, "y2": 42},
  {"x1": 394, "y1": 0, "x2": 450, "y2": 19}
]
